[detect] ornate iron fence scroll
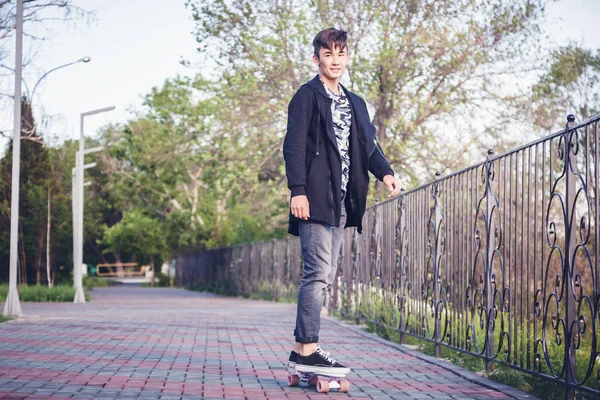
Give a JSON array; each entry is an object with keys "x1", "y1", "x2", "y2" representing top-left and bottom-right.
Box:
[{"x1": 175, "y1": 114, "x2": 600, "y2": 399}]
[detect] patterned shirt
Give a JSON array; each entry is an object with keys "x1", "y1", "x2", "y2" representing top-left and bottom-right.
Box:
[{"x1": 322, "y1": 80, "x2": 351, "y2": 195}]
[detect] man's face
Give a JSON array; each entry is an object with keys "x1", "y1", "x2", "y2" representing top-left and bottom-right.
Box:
[{"x1": 313, "y1": 44, "x2": 348, "y2": 80}]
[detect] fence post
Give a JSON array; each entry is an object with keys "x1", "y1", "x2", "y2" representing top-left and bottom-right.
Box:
[
  {"x1": 352, "y1": 229, "x2": 361, "y2": 325},
  {"x1": 485, "y1": 149, "x2": 496, "y2": 373},
  {"x1": 370, "y1": 199, "x2": 382, "y2": 327},
  {"x1": 285, "y1": 237, "x2": 291, "y2": 301},
  {"x1": 564, "y1": 114, "x2": 577, "y2": 400},
  {"x1": 396, "y1": 191, "x2": 407, "y2": 344},
  {"x1": 432, "y1": 172, "x2": 444, "y2": 359}
]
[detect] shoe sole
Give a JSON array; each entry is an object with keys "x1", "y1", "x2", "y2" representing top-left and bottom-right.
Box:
[{"x1": 295, "y1": 365, "x2": 351, "y2": 375}]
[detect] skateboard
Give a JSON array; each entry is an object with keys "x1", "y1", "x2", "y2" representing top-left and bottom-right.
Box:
[{"x1": 287, "y1": 368, "x2": 350, "y2": 393}]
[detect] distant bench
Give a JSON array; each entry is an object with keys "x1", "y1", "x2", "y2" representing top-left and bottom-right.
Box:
[{"x1": 96, "y1": 262, "x2": 147, "y2": 277}]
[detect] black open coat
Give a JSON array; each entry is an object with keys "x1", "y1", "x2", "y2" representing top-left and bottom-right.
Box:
[{"x1": 283, "y1": 75, "x2": 394, "y2": 236}]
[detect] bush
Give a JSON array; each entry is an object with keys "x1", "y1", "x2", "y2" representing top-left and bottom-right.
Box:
[
  {"x1": 350, "y1": 287, "x2": 600, "y2": 399},
  {"x1": 83, "y1": 276, "x2": 120, "y2": 289},
  {"x1": 155, "y1": 272, "x2": 171, "y2": 287},
  {"x1": 185, "y1": 279, "x2": 298, "y2": 303},
  {"x1": 0, "y1": 284, "x2": 89, "y2": 302}
]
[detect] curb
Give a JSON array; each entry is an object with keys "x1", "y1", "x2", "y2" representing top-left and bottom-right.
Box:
[{"x1": 326, "y1": 316, "x2": 541, "y2": 400}]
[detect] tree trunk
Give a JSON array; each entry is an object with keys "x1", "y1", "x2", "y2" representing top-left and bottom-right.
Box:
[
  {"x1": 374, "y1": 108, "x2": 389, "y2": 199},
  {"x1": 19, "y1": 223, "x2": 27, "y2": 286},
  {"x1": 88, "y1": 241, "x2": 108, "y2": 264},
  {"x1": 46, "y1": 189, "x2": 52, "y2": 288},
  {"x1": 36, "y1": 224, "x2": 45, "y2": 286},
  {"x1": 113, "y1": 253, "x2": 123, "y2": 276},
  {"x1": 150, "y1": 255, "x2": 155, "y2": 287}
]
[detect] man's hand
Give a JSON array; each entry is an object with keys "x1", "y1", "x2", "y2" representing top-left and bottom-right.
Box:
[
  {"x1": 383, "y1": 175, "x2": 401, "y2": 198},
  {"x1": 291, "y1": 195, "x2": 310, "y2": 220}
]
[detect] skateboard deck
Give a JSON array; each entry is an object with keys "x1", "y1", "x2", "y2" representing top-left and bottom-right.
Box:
[{"x1": 288, "y1": 368, "x2": 350, "y2": 393}]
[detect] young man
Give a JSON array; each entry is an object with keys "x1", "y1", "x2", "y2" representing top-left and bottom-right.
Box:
[{"x1": 283, "y1": 28, "x2": 400, "y2": 374}]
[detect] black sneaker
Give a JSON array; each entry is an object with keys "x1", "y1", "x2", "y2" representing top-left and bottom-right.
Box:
[
  {"x1": 288, "y1": 350, "x2": 299, "y2": 368},
  {"x1": 295, "y1": 346, "x2": 350, "y2": 375}
]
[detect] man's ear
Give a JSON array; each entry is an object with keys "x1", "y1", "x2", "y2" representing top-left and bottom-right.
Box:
[{"x1": 312, "y1": 54, "x2": 320, "y2": 66}]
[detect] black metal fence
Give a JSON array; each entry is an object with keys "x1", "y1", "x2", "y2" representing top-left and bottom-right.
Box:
[{"x1": 175, "y1": 115, "x2": 600, "y2": 399}]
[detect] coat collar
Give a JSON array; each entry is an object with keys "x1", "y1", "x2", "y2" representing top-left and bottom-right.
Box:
[
  {"x1": 308, "y1": 74, "x2": 331, "y2": 101},
  {"x1": 307, "y1": 74, "x2": 360, "y2": 106}
]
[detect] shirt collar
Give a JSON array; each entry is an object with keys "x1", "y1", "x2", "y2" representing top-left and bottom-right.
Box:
[{"x1": 320, "y1": 78, "x2": 343, "y2": 98}]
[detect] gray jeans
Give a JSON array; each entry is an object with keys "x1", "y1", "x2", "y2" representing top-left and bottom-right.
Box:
[{"x1": 294, "y1": 202, "x2": 347, "y2": 343}]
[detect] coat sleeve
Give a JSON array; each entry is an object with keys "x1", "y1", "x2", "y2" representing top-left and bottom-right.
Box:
[
  {"x1": 368, "y1": 140, "x2": 394, "y2": 181},
  {"x1": 361, "y1": 99, "x2": 394, "y2": 181},
  {"x1": 283, "y1": 85, "x2": 313, "y2": 197}
]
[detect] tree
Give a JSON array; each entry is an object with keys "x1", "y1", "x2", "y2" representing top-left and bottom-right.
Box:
[
  {"x1": 529, "y1": 44, "x2": 600, "y2": 131},
  {"x1": 93, "y1": 0, "x2": 551, "y2": 254},
  {"x1": 0, "y1": 98, "x2": 50, "y2": 285},
  {"x1": 99, "y1": 75, "x2": 289, "y2": 254},
  {"x1": 99, "y1": 209, "x2": 167, "y2": 266},
  {"x1": 186, "y1": 0, "x2": 547, "y2": 188},
  {"x1": 44, "y1": 142, "x2": 76, "y2": 287}
]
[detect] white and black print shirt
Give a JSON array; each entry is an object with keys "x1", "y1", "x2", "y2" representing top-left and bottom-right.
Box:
[{"x1": 322, "y1": 81, "x2": 352, "y2": 195}]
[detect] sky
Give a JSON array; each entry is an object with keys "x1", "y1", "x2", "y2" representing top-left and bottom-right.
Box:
[
  {"x1": 0, "y1": 0, "x2": 599, "y2": 152},
  {"x1": 0, "y1": 0, "x2": 199, "y2": 150}
]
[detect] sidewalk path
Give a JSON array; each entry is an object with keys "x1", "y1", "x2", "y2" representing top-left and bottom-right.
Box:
[{"x1": 0, "y1": 286, "x2": 537, "y2": 400}]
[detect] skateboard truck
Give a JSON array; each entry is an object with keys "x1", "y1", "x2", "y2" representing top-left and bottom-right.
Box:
[{"x1": 288, "y1": 371, "x2": 350, "y2": 393}]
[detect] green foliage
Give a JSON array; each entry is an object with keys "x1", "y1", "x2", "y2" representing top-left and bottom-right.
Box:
[
  {"x1": 0, "y1": 104, "x2": 53, "y2": 286},
  {"x1": 100, "y1": 73, "x2": 291, "y2": 255},
  {"x1": 0, "y1": 314, "x2": 11, "y2": 323},
  {"x1": 185, "y1": 279, "x2": 297, "y2": 303},
  {"x1": 0, "y1": 0, "x2": 577, "y2": 272},
  {"x1": 157, "y1": 272, "x2": 171, "y2": 287},
  {"x1": 529, "y1": 44, "x2": 600, "y2": 130},
  {"x1": 351, "y1": 287, "x2": 600, "y2": 398},
  {"x1": 82, "y1": 276, "x2": 119, "y2": 289},
  {"x1": 0, "y1": 284, "x2": 89, "y2": 302},
  {"x1": 99, "y1": 209, "x2": 167, "y2": 264},
  {"x1": 186, "y1": 0, "x2": 550, "y2": 187}
]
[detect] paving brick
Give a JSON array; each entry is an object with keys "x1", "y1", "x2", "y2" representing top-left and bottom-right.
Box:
[{"x1": 0, "y1": 286, "x2": 535, "y2": 399}]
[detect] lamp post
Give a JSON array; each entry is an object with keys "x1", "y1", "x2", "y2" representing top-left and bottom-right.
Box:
[
  {"x1": 73, "y1": 106, "x2": 115, "y2": 303},
  {"x1": 3, "y1": 0, "x2": 24, "y2": 318},
  {"x1": 1, "y1": 47, "x2": 90, "y2": 314},
  {"x1": 30, "y1": 56, "x2": 90, "y2": 100},
  {"x1": 1, "y1": 52, "x2": 91, "y2": 315},
  {"x1": 0, "y1": 56, "x2": 90, "y2": 101}
]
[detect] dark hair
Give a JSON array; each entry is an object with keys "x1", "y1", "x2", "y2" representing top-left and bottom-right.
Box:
[{"x1": 313, "y1": 28, "x2": 348, "y2": 59}]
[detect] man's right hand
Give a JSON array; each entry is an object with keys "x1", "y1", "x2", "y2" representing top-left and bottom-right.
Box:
[{"x1": 291, "y1": 195, "x2": 310, "y2": 220}]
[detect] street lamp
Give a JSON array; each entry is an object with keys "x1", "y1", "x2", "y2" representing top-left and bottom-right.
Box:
[
  {"x1": 3, "y1": 0, "x2": 24, "y2": 318},
  {"x1": 30, "y1": 56, "x2": 90, "y2": 100},
  {"x1": 73, "y1": 106, "x2": 115, "y2": 303},
  {"x1": 1, "y1": 32, "x2": 91, "y2": 315},
  {"x1": 0, "y1": 56, "x2": 90, "y2": 101}
]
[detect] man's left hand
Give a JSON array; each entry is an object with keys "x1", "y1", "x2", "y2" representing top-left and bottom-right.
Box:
[{"x1": 383, "y1": 175, "x2": 401, "y2": 198}]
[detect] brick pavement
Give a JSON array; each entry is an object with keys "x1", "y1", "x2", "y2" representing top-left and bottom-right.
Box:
[{"x1": 0, "y1": 286, "x2": 538, "y2": 400}]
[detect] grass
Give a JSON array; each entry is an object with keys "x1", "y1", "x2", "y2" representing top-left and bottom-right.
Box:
[
  {"x1": 0, "y1": 284, "x2": 89, "y2": 302},
  {"x1": 185, "y1": 280, "x2": 298, "y2": 304},
  {"x1": 82, "y1": 276, "x2": 121, "y2": 289},
  {"x1": 337, "y1": 284, "x2": 600, "y2": 400}
]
